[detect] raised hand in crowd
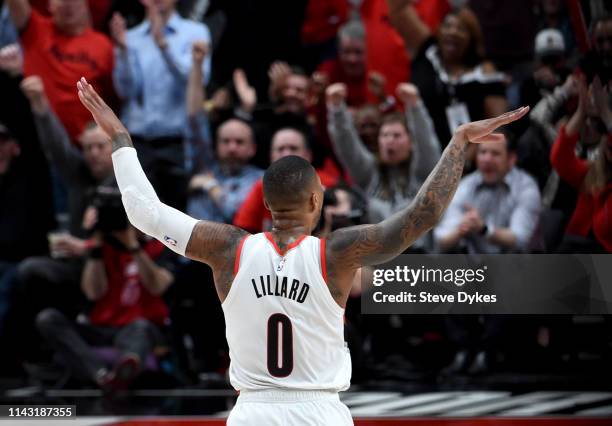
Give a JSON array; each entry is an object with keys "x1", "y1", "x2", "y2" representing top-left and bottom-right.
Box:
[
  {"x1": 192, "y1": 40, "x2": 209, "y2": 66},
  {"x1": 0, "y1": 43, "x2": 22, "y2": 77},
  {"x1": 310, "y1": 71, "x2": 329, "y2": 104},
  {"x1": 396, "y1": 82, "x2": 420, "y2": 108},
  {"x1": 233, "y1": 69, "x2": 257, "y2": 113},
  {"x1": 367, "y1": 71, "x2": 387, "y2": 103},
  {"x1": 268, "y1": 61, "x2": 292, "y2": 102},
  {"x1": 566, "y1": 74, "x2": 588, "y2": 136},
  {"x1": 141, "y1": 0, "x2": 166, "y2": 49},
  {"x1": 109, "y1": 12, "x2": 127, "y2": 50},
  {"x1": 325, "y1": 82, "x2": 348, "y2": 108},
  {"x1": 20, "y1": 75, "x2": 49, "y2": 115}
]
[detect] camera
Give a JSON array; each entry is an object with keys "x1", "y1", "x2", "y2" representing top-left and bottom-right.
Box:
[
  {"x1": 90, "y1": 186, "x2": 128, "y2": 233},
  {"x1": 319, "y1": 185, "x2": 368, "y2": 232}
]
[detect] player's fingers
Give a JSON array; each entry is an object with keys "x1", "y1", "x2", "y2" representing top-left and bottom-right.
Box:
[
  {"x1": 471, "y1": 133, "x2": 505, "y2": 144},
  {"x1": 495, "y1": 106, "x2": 529, "y2": 125}
]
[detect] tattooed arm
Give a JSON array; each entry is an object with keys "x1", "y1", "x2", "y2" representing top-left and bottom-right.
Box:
[
  {"x1": 76, "y1": 77, "x2": 246, "y2": 302},
  {"x1": 325, "y1": 107, "x2": 529, "y2": 304}
]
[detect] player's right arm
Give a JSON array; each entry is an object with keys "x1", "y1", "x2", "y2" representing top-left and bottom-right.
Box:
[
  {"x1": 325, "y1": 107, "x2": 529, "y2": 297},
  {"x1": 6, "y1": 0, "x2": 31, "y2": 31},
  {"x1": 76, "y1": 77, "x2": 247, "y2": 300}
]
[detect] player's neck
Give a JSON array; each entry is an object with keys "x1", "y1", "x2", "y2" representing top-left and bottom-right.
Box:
[{"x1": 270, "y1": 212, "x2": 312, "y2": 241}]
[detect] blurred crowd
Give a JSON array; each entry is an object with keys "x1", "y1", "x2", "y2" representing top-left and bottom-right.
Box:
[{"x1": 0, "y1": 0, "x2": 611, "y2": 390}]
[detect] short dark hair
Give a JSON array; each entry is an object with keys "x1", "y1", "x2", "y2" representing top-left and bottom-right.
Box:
[{"x1": 263, "y1": 156, "x2": 317, "y2": 206}]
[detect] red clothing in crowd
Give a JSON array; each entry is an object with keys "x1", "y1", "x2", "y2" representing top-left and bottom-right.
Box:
[
  {"x1": 313, "y1": 0, "x2": 450, "y2": 107},
  {"x1": 550, "y1": 126, "x2": 612, "y2": 252},
  {"x1": 29, "y1": 0, "x2": 114, "y2": 32},
  {"x1": 234, "y1": 170, "x2": 339, "y2": 233},
  {"x1": 89, "y1": 240, "x2": 169, "y2": 328},
  {"x1": 20, "y1": 10, "x2": 114, "y2": 142}
]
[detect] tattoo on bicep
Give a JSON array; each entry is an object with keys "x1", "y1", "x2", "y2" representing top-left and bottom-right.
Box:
[
  {"x1": 186, "y1": 221, "x2": 247, "y2": 297},
  {"x1": 111, "y1": 133, "x2": 134, "y2": 151},
  {"x1": 329, "y1": 225, "x2": 386, "y2": 269}
]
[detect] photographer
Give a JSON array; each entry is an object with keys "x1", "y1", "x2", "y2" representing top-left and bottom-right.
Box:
[
  {"x1": 9, "y1": 76, "x2": 115, "y2": 362},
  {"x1": 36, "y1": 187, "x2": 174, "y2": 390}
]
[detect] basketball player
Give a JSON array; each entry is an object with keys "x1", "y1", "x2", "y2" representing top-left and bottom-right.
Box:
[{"x1": 76, "y1": 77, "x2": 528, "y2": 425}]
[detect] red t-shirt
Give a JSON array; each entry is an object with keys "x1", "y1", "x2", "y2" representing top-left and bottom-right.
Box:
[
  {"x1": 234, "y1": 169, "x2": 339, "y2": 233},
  {"x1": 313, "y1": 0, "x2": 450, "y2": 107},
  {"x1": 89, "y1": 240, "x2": 170, "y2": 327},
  {"x1": 20, "y1": 10, "x2": 114, "y2": 142},
  {"x1": 550, "y1": 126, "x2": 612, "y2": 252}
]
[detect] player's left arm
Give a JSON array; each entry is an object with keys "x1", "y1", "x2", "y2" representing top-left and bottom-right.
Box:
[
  {"x1": 326, "y1": 107, "x2": 530, "y2": 278},
  {"x1": 76, "y1": 77, "x2": 247, "y2": 298}
]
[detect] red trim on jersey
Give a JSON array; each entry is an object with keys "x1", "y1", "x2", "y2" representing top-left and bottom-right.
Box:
[
  {"x1": 233, "y1": 235, "x2": 249, "y2": 276},
  {"x1": 264, "y1": 232, "x2": 307, "y2": 257},
  {"x1": 320, "y1": 238, "x2": 328, "y2": 283}
]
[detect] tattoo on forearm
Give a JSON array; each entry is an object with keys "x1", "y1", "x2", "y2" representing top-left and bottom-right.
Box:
[
  {"x1": 329, "y1": 138, "x2": 467, "y2": 269},
  {"x1": 111, "y1": 132, "x2": 134, "y2": 152}
]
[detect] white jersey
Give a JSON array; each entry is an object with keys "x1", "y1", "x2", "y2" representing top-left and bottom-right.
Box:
[{"x1": 222, "y1": 232, "x2": 351, "y2": 392}]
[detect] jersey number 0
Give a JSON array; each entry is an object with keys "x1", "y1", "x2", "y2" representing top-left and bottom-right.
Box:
[{"x1": 267, "y1": 313, "x2": 293, "y2": 377}]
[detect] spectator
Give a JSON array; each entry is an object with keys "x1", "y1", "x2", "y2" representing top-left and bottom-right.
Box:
[
  {"x1": 110, "y1": 0, "x2": 211, "y2": 209},
  {"x1": 551, "y1": 75, "x2": 612, "y2": 253},
  {"x1": 354, "y1": 104, "x2": 382, "y2": 153},
  {"x1": 434, "y1": 136, "x2": 541, "y2": 254},
  {"x1": 535, "y1": 0, "x2": 576, "y2": 58},
  {"x1": 326, "y1": 82, "x2": 441, "y2": 231},
  {"x1": 518, "y1": 74, "x2": 578, "y2": 229},
  {"x1": 519, "y1": 29, "x2": 572, "y2": 109},
  {"x1": 388, "y1": 2, "x2": 508, "y2": 148},
  {"x1": 231, "y1": 62, "x2": 334, "y2": 173},
  {"x1": 233, "y1": 127, "x2": 339, "y2": 233},
  {"x1": 316, "y1": 184, "x2": 368, "y2": 239},
  {"x1": 11, "y1": 77, "x2": 116, "y2": 359},
  {"x1": 580, "y1": 15, "x2": 612, "y2": 84},
  {"x1": 36, "y1": 221, "x2": 174, "y2": 390},
  {"x1": 21, "y1": 76, "x2": 115, "y2": 238},
  {"x1": 0, "y1": 3, "x2": 18, "y2": 47},
  {"x1": 0, "y1": 122, "x2": 54, "y2": 338},
  {"x1": 5, "y1": 0, "x2": 114, "y2": 142},
  {"x1": 317, "y1": 20, "x2": 386, "y2": 108},
  {"x1": 186, "y1": 118, "x2": 262, "y2": 223}
]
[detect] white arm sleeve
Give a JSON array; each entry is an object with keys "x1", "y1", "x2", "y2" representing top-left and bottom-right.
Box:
[{"x1": 112, "y1": 147, "x2": 198, "y2": 256}]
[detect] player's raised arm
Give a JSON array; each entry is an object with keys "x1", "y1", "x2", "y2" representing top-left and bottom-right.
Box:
[
  {"x1": 76, "y1": 78, "x2": 247, "y2": 286},
  {"x1": 326, "y1": 107, "x2": 529, "y2": 272}
]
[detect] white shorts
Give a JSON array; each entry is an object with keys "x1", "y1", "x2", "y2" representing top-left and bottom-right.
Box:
[{"x1": 227, "y1": 389, "x2": 353, "y2": 426}]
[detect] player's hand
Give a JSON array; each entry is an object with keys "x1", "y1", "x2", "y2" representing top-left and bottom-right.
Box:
[
  {"x1": 109, "y1": 12, "x2": 127, "y2": 49},
  {"x1": 233, "y1": 69, "x2": 257, "y2": 113},
  {"x1": 326, "y1": 83, "x2": 348, "y2": 108},
  {"x1": 192, "y1": 40, "x2": 209, "y2": 65},
  {"x1": 20, "y1": 76, "x2": 49, "y2": 115},
  {"x1": 77, "y1": 77, "x2": 127, "y2": 137},
  {"x1": 396, "y1": 82, "x2": 420, "y2": 108},
  {"x1": 454, "y1": 106, "x2": 529, "y2": 145},
  {"x1": 0, "y1": 43, "x2": 23, "y2": 77}
]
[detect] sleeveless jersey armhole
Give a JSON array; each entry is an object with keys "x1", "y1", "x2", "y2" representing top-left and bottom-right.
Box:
[
  {"x1": 234, "y1": 235, "x2": 249, "y2": 276},
  {"x1": 320, "y1": 238, "x2": 328, "y2": 284}
]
